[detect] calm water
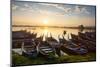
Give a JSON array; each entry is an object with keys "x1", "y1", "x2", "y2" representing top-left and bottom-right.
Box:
[{"x1": 12, "y1": 27, "x2": 94, "y2": 41}]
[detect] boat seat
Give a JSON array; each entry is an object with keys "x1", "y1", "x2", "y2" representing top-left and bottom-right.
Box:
[
  {"x1": 45, "y1": 51, "x2": 53, "y2": 53},
  {"x1": 41, "y1": 48, "x2": 52, "y2": 51}
]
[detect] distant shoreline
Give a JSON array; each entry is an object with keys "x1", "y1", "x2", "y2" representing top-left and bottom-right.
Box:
[{"x1": 12, "y1": 25, "x2": 95, "y2": 30}]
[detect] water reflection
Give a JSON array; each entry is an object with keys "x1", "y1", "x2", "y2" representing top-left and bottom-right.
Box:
[
  {"x1": 12, "y1": 27, "x2": 95, "y2": 41},
  {"x1": 43, "y1": 28, "x2": 48, "y2": 36},
  {"x1": 43, "y1": 28, "x2": 48, "y2": 41}
]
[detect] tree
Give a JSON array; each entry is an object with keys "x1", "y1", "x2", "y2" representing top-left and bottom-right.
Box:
[{"x1": 78, "y1": 25, "x2": 84, "y2": 32}]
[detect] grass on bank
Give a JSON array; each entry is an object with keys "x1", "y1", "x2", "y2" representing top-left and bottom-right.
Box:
[{"x1": 12, "y1": 52, "x2": 96, "y2": 66}]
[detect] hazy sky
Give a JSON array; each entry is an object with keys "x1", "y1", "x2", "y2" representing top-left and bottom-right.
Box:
[{"x1": 12, "y1": 1, "x2": 96, "y2": 27}]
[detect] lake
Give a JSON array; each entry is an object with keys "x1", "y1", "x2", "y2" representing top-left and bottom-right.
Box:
[{"x1": 12, "y1": 27, "x2": 95, "y2": 41}]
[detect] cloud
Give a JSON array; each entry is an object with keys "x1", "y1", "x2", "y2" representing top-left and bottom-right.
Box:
[
  {"x1": 74, "y1": 6, "x2": 81, "y2": 13},
  {"x1": 13, "y1": 3, "x2": 35, "y2": 13},
  {"x1": 74, "y1": 6, "x2": 90, "y2": 14},
  {"x1": 81, "y1": 7, "x2": 90, "y2": 14},
  {"x1": 12, "y1": 2, "x2": 91, "y2": 17},
  {"x1": 38, "y1": 10, "x2": 57, "y2": 15},
  {"x1": 23, "y1": 3, "x2": 33, "y2": 9},
  {"x1": 38, "y1": 9, "x2": 65, "y2": 16},
  {"x1": 12, "y1": 4, "x2": 18, "y2": 10},
  {"x1": 38, "y1": 3, "x2": 90, "y2": 15},
  {"x1": 38, "y1": 3, "x2": 72, "y2": 14},
  {"x1": 24, "y1": 3, "x2": 29, "y2": 8}
]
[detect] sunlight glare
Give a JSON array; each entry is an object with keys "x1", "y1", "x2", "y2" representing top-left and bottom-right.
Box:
[{"x1": 43, "y1": 19, "x2": 48, "y2": 25}]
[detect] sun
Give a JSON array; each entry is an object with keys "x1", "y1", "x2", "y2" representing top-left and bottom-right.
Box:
[{"x1": 43, "y1": 19, "x2": 48, "y2": 25}]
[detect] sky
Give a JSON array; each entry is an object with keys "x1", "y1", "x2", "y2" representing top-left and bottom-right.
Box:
[{"x1": 12, "y1": 1, "x2": 96, "y2": 27}]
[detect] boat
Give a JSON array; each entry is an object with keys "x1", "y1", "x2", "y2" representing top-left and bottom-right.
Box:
[
  {"x1": 85, "y1": 32, "x2": 96, "y2": 39},
  {"x1": 58, "y1": 35, "x2": 68, "y2": 44},
  {"x1": 60, "y1": 41, "x2": 88, "y2": 55},
  {"x1": 58, "y1": 35, "x2": 88, "y2": 55},
  {"x1": 12, "y1": 30, "x2": 37, "y2": 48},
  {"x1": 32, "y1": 34, "x2": 55, "y2": 58},
  {"x1": 70, "y1": 32, "x2": 96, "y2": 52},
  {"x1": 21, "y1": 41, "x2": 38, "y2": 58},
  {"x1": 12, "y1": 30, "x2": 37, "y2": 39},
  {"x1": 34, "y1": 34, "x2": 44, "y2": 45},
  {"x1": 70, "y1": 33, "x2": 80, "y2": 43},
  {"x1": 78, "y1": 32, "x2": 95, "y2": 42},
  {"x1": 45, "y1": 33, "x2": 59, "y2": 47},
  {"x1": 45, "y1": 33, "x2": 61, "y2": 57},
  {"x1": 77, "y1": 39, "x2": 96, "y2": 52},
  {"x1": 38, "y1": 41, "x2": 55, "y2": 58}
]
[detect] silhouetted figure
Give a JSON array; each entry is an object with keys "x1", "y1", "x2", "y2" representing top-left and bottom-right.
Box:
[{"x1": 63, "y1": 30, "x2": 67, "y2": 36}]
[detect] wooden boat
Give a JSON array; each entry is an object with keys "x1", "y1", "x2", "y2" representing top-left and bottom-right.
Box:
[
  {"x1": 34, "y1": 34, "x2": 44, "y2": 45},
  {"x1": 21, "y1": 41, "x2": 38, "y2": 58},
  {"x1": 45, "y1": 34, "x2": 62, "y2": 56},
  {"x1": 60, "y1": 41, "x2": 88, "y2": 55},
  {"x1": 12, "y1": 30, "x2": 37, "y2": 39},
  {"x1": 70, "y1": 33, "x2": 80, "y2": 43},
  {"x1": 46, "y1": 34, "x2": 59, "y2": 48},
  {"x1": 30, "y1": 32, "x2": 37, "y2": 38},
  {"x1": 71, "y1": 32, "x2": 94, "y2": 43},
  {"x1": 38, "y1": 41, "x2": 55, "y2": 58},
  {"x1": 85, "y1": 32, "x2": 96, "y2": 39},
  {"x1": 77, "y1": 39, "x2": 96, "y2": 52},
  {"x1": 78, "y1": 32, "x2": 95, "y2": 42},
  {"x1": 58, "y1": 35, "x2": 88, "y2": 55},
  {"x1": 61, "y1": 46, "x2": 87, "y2": 55},
  {"x1": 31, "y1": 34, "x2": 55, "y2": 57},
  {"x1": 70, "y1": 32, "x2": 96, "y2": 52},
  {"x1": 12, "y1": 30, "x2": 37, "y2": 48},
  {"x1": 58, "y1": 35, "x2": 68, "y2": 44}
]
